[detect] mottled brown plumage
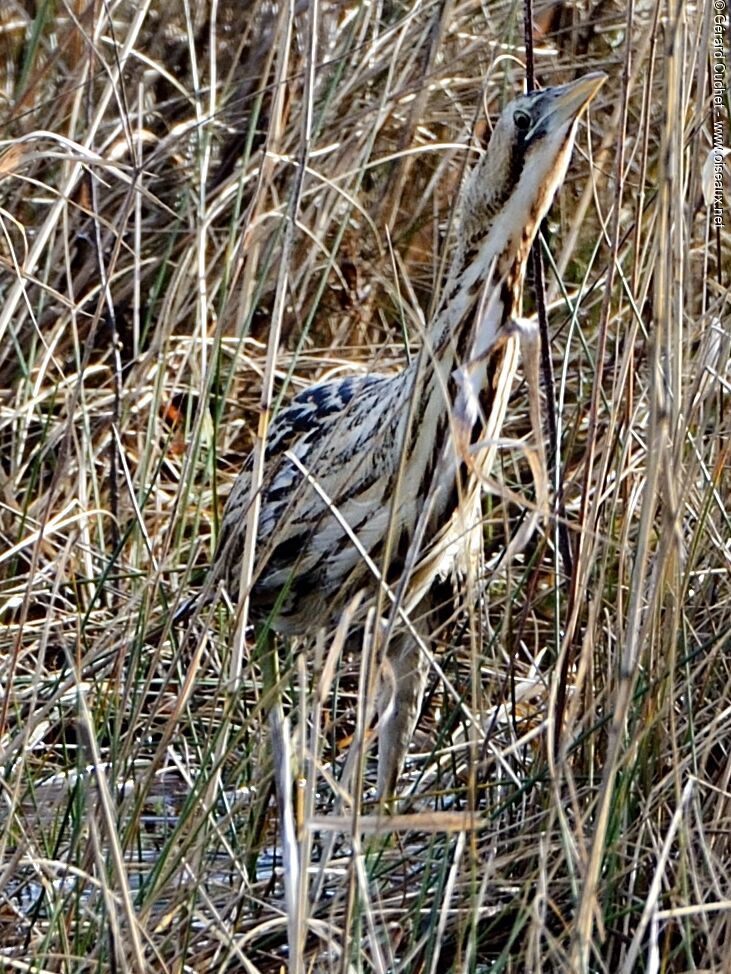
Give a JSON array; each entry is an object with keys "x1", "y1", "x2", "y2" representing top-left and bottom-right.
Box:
[{"x1": 185, "y1": 73, "x2": 605, "y2": 796}]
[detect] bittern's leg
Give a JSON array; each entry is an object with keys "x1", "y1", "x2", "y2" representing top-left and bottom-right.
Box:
[
  {"x1": 376, "y1": 614, "x2": 430, "y2": 800},
  {"x1": 245, "y1": 628, "x2": 279, "y2": 878}
]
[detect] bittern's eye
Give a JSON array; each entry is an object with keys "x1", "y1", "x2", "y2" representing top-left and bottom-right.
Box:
[{"x1": 513, "y1": 109, "x2": 531, "y2": 132}]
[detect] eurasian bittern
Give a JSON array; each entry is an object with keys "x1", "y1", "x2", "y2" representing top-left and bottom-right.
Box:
[{"x1": 184, "y1": 72, "x2": 605, "y2": 797}]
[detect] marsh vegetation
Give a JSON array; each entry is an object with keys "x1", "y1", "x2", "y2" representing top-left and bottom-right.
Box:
[{"x1": 0, "y1": 1, "x2": 729, "y2": 970}]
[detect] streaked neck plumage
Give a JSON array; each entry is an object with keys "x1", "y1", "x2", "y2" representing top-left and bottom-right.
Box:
[{"x1": 419, "y1": 73, "x2": 605, "y2": 381}]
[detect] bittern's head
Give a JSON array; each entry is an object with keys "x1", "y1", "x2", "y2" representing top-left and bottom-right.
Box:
[{"x1": 462, "y1": 72, "x2": 606, "y2": 255}]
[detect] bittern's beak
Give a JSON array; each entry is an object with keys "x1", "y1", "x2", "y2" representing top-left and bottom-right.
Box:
[{"x1": 544, "y1": 71, "x2": 607, "y2": 129}]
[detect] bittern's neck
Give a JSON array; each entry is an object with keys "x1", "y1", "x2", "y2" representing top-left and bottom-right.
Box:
[{"x1": 426, "y1": 196, "x2": 537, "y2": 374}]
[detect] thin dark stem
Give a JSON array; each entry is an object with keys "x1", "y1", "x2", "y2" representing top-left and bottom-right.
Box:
[
  {"x1": 522, "y1": 0, "x2": 536, "y2": 92},
  {"x1": 522, "y1": 3, "x2": 573, "y2": 577},
  {"x1": 523, "y1": 0, "x2": 574, "y2": 760}
]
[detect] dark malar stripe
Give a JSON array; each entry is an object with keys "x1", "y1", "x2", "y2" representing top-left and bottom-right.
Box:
[{"x1": 478, "y1": 343, "x2": 508, "y2": 435}]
